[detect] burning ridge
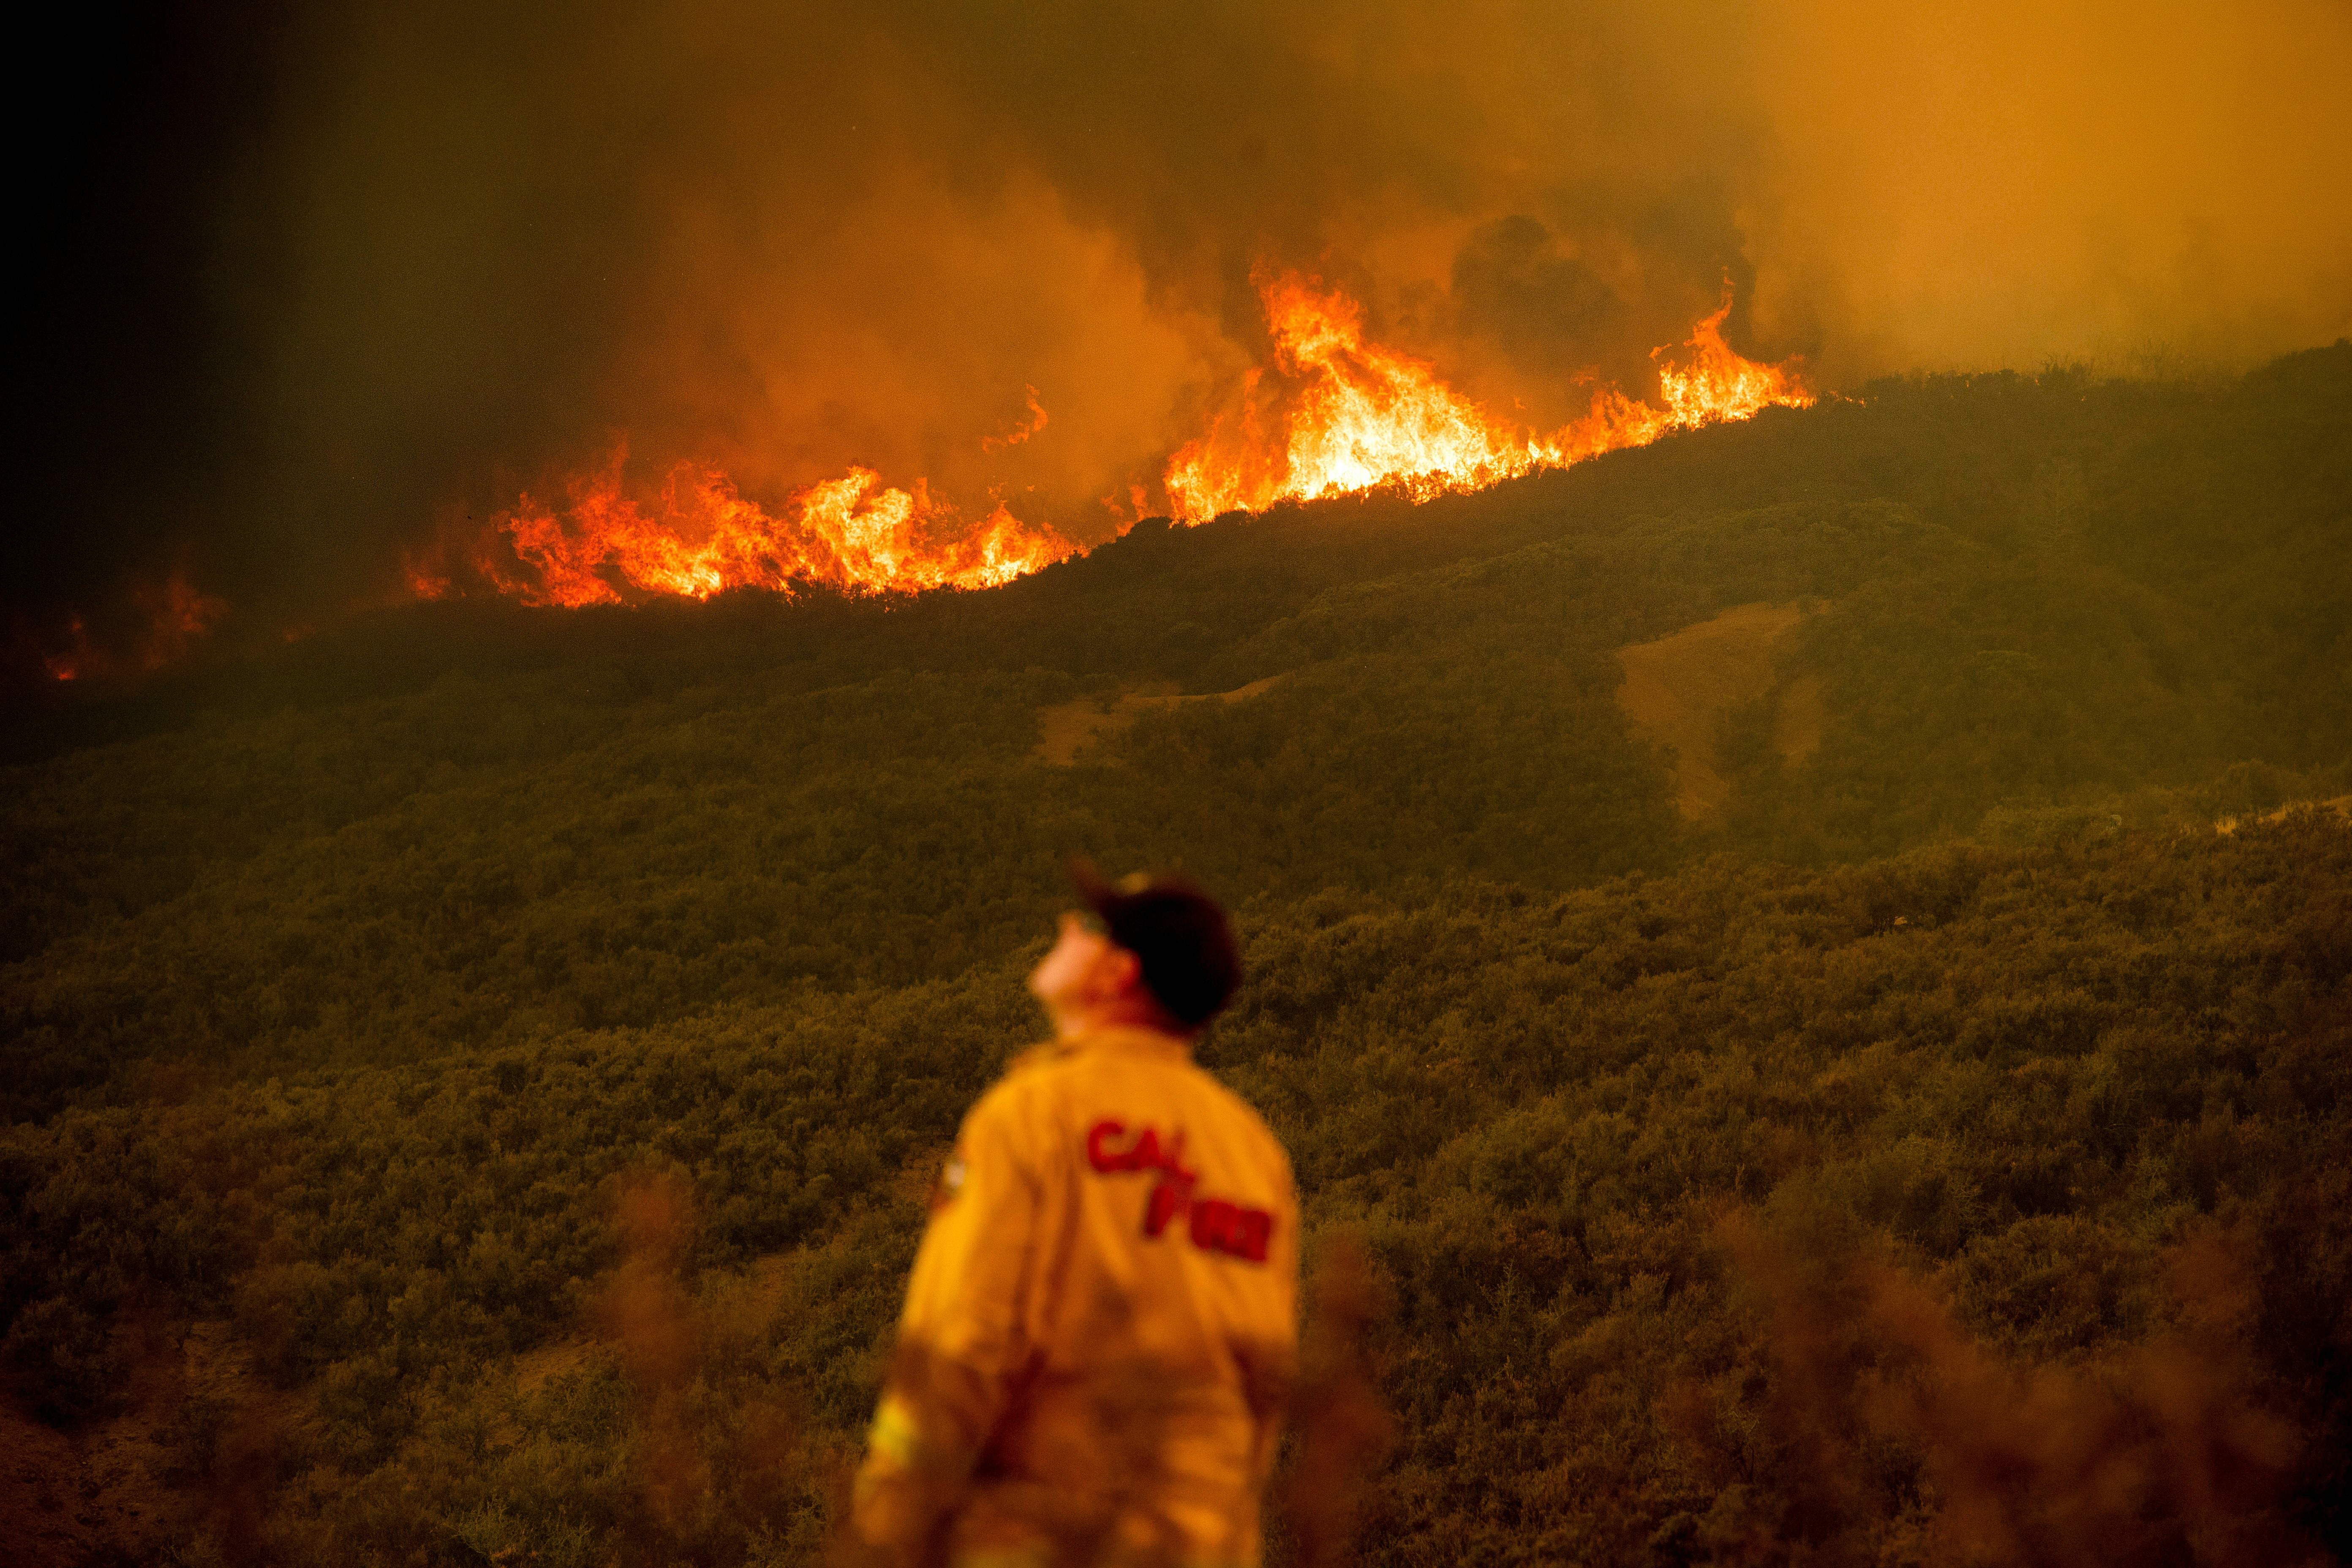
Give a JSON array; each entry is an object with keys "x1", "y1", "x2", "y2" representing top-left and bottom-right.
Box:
[
  {"x1": 27, "y1": 270, "x2": 1810, "y2": 683},
  {"x1": 408, "y1": 453, "x2": 1076, "y2": 609},
  {"x1": 415, "y1": 270, "x2": 1810, "y2": 612},
  {"x1": 1165, "y1": 272, "x2": 1811, "y2": 522}
]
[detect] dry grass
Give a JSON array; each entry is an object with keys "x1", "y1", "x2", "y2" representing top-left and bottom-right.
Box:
[
  {"x1": 1617, "y1": 602, "x2": 1822, "y2": 824},
  {"x1": 1033, "y1": 677, "x2": 1287, "y2": 766},
  {"x1": 2214, "y1": 795, "x2": 2352, "y2": 836}
]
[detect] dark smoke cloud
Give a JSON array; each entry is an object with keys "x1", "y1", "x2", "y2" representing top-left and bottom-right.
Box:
[{"x1": 8, "y1": 0, "x2": 2347, "y2": 666}]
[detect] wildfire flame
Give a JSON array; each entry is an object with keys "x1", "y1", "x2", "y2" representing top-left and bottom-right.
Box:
[
  {"x1": 1163, "y1": 272, "x2": 1810, "y2": 521},
  {"x1": 426, "y1": 269, "x2": 1808, "y2": 609},
  {"x1": 419, "y1": 448, "x2": 1077, "y2": 607}
]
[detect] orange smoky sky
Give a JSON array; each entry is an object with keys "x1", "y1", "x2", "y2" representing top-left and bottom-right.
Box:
[{"x1": 8, "y1": 0, "x2": 2349, "y2": 649}]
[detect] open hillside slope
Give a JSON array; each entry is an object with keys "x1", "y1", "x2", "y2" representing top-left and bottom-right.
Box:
[{"x1": 2, "y1": 347, "x2": 2349, "y2": 1565}]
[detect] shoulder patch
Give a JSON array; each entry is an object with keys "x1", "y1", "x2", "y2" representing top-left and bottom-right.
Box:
[{"x1": 930, "y1": 1148, "x2": 968, "y2": 1212}]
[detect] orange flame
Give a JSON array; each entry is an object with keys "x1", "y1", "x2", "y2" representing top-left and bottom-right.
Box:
[
  {"x1": 431, "y1": 448, "x2": 1077, "y2": 607},
  {"x1": 1164, "y1": 272, "x2": 1810, "y2": 521},
  {"x1": 427, "y1": 268, "x2": 1808, "y2": 610}
]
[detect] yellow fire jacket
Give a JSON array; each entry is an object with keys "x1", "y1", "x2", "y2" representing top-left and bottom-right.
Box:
[{"x1": 853, "y1": 1025, "x2": 1300, "y2": 1568}]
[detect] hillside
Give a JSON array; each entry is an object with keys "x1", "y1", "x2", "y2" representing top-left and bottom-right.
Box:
[{"x1": 3, "y1": 348, "x2": 2349, "y2": 1565}]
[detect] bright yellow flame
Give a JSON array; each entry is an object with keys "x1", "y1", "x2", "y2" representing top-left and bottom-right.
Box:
[
  {"x1": 1165, "y1": 274, "x2": 1811, "y2": 522},
  {"x1": 435, "y1": 450, "x2": 1075, "y2": 608},
  {"x1": 426, "y1": 270, "x2": 1811, "y2": 608}
]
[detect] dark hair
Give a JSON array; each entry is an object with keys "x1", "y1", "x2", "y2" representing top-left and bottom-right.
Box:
[{"x1": 1068, "y1": 860, "x2": 1242, "y2": 1026}]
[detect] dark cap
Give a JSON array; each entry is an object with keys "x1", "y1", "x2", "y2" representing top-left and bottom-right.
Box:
[{"x1": 1068, "y1": 858, "x2": 1241, "y2": 1027}]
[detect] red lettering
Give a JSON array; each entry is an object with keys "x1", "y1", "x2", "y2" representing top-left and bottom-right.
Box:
[
  {"x1": 1086, "y1": 1119, "x2": 1127, "y2": 1173},
  {"x1": 1162, "y1": 1131, "x2": 1196, "y2": 1184},
  {"x1": 1087, "y1": 1120, "x2": 1201, "y2": 1179},
  {"x1": 1234, "y1": 1206, "x2": 1272, "y2": 1263},
  {"x1": 1176, "y1": 1198, "x2": 1273, "y2": 1262},
  {"x1": 1143, "y1": 1180, "x2": 1189, "y2": 1237},
  {"x1": 1190, "y1": 1198, "x2": 1237, "y2": 1253},
  {"x1": 1089, "y1": 1122, "x2": 1265, "y2": 1260}
]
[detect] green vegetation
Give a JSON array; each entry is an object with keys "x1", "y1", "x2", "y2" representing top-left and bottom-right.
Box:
[{"x1": 2, "y1": 346, "x2": 2348, "y2": 1563}]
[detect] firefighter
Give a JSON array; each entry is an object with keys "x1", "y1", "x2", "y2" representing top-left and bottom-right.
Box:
[{"x1": 849, "y1": 862, "x2": 1299, "y2": 1568}]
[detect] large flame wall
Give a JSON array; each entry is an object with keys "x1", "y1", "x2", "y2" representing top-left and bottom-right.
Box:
[
  {"x1": 1165, "y1": 274, "x2": 1809, "y2": 524},
  {"x1": 422, "y1": 273, "x2": 1810, "y2": 606},
  {"x1": 420, "y1": 453, "x2": 1074, "y2": 607}
]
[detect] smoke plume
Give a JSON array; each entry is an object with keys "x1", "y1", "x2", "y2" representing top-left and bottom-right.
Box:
[{"x1": 9, "y1": 0, "x2": 2348, "y2": 665}]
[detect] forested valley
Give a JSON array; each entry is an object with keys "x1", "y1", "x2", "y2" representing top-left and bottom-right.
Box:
[{"x1": 4, "y1": 344, "x2": 2349, "y2": 1565}]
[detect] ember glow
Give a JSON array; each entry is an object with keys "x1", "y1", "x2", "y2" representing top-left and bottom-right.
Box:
[
  {"x1": 41, "y1": 625, "x2": 94, "y2": 683},
  {"x1": 41, "y1": 572, "x2": 228, "y2": 683},
  {"x1": 420, "y1": 449, "x2": 1078, "y2": 607},
  {"x1": 1164, "y1": 273, "x2": 1812, "y2": 522}
]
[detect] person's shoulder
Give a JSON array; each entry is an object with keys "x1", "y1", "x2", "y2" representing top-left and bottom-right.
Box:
[
  {"x1": 966, "y1": 1039, "x2": 1080, "y2": 1121},
  {"x1": 1187, "y1": 1061, "x2": 1293, "y2": 1180}
]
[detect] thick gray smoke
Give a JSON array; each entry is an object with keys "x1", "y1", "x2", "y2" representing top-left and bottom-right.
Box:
[{"x1": 10, "y1": 0, "x2": 2349, "y2": 662}]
